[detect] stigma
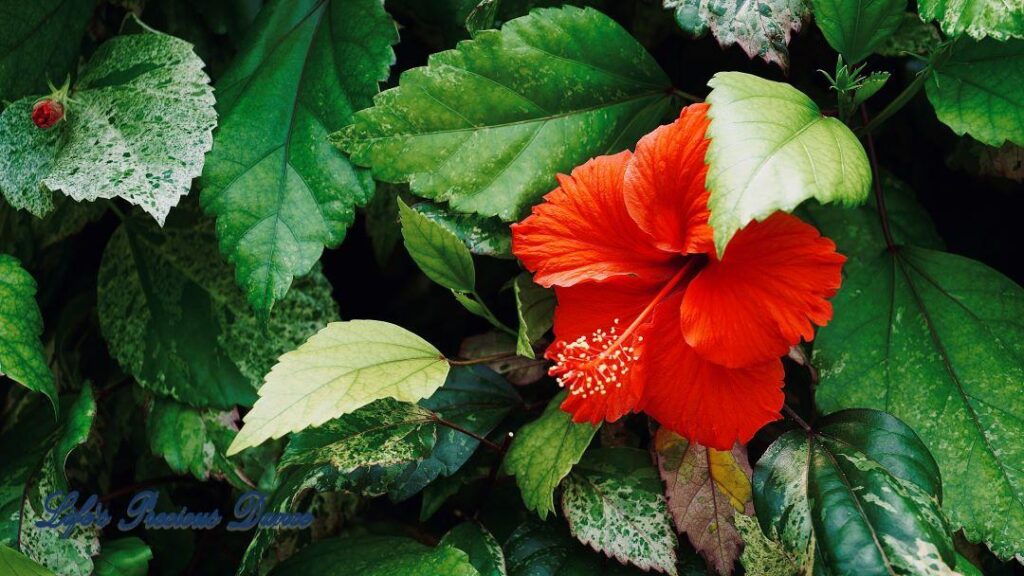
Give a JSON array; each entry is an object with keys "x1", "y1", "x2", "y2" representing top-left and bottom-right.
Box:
[{"x1": 548, "y1": 318, "x2": 644, "y2": 398}]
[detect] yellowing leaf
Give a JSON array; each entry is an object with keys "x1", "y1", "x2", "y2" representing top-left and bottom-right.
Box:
[{"x1": 228, "y1": 320, "x2": 450, "y2": 455}]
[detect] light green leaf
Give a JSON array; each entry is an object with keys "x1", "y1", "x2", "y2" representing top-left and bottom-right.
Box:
[
  {"x1": 97, "y1": 207, "x2": 338, "y2": 409},
  {"x1": 200, "y1": 0, "x2": 398, "y2": 320},
  {"x1": 665, "y1": 0, "x2": 810, "y2": 69},
  {"x1": 754, "y1": 409, "x2": 956, "y2": 575},
  {"x1": 814, "y1": 247, "x2": 1024, "y2": 560},
  {"x1": 562, "y1": 448, "x2": 678, "y2": 575},
  {"x1": 0, "y1": 0, "x2": 93, "y2": 103},
  {"x1": 280, "y1": 398, "x2": 438, "y2": 471},
  {"x1": 811, "y1": 0, "x2": 906, "y2": 63},
  {"x1": 0, "y1": 386, "x2": 99, "y2": 576},
  {"x1": 414, "y1": 202, "x2": 513, "y2": 259},
  {"x1": 228, "y1": 320, "x2": 450, "y2": 455},
  {"x1": 705, "y1": 72, "x2": 871, "y2": 256},
  {"x1": 504, "y1": 391, "x2": 598, "y2": 519},
  {"x1": 268, "y1": 535, "x2": 479, "y2": 576},
  {"x1": 514, "y1": 273, "x2": 554, "y2": 358},
  {"x1": 399, "y1": 198, "x2": 476, "y2": 292},
  {"x1": 0, "y1": 546, "x2": 56, "y2": 576},
  {"x1": 0, "y1": 254, "x2": 54, "y2": 410},
  {"x1": 0, "y1": 25, "x2": 216, "y2": 224},
  {"x1": 335, "y1": 5, "x2": 673, "y2": 221},
  {"x1": 442, "y1": 522, "x2": 508, "y2": 576},
  {"x1": 917, "y1": 0, "x2": 1024, "y2": 40},
  {"x1": 926, "y1": 38, "x2": 1024, "y2": 147},
  {"x1": 93, "y1": 538, "x2": 152, "y2": 576}
]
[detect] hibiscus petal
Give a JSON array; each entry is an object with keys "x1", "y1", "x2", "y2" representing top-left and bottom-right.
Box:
[
  {"x1": 624, "y1": 104, "x2": 714, "y2": 255},
  {"x1": 681, "y1": 212, "x2": 845, "y2": 368},
  {"x1": 638, "y1": 292, "x2": 784, "y2": 450},
  {"x1": 547, "y1": 278, "x2": 662, "y2": 423},
  {"x1": 512, "y1": 151, "x2": 676, "y2": 288}
]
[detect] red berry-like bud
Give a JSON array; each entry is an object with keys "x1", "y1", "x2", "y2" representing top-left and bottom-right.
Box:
[{"x1": 32, "y1": 100, "x2": 64, "y2": 129}]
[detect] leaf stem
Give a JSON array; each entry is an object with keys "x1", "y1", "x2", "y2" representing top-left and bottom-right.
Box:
[
  {"x1": 434, "y1": 416, "x2": 506, "y2": 452},
  {"x1": 447, "y1": 351, "x2": 521, "y2": 366},
  {"x1": 856, "y1": 67, "x2": 930, "y2": 136},
  {"x1": 670, "y1": 87, "x2": 703, "y2": 103},
  {"x1": 469, "y1": 290, "x2": 517, "y2": 336},
  {"x1": 860, "y1": 107, "x2": 897, "y2": 250},
  {"x1": 782, "y1": 404, "x2": 813, "y2": 432},
  {"x1": 105, "y1": 199, "x2": 127, "y2": 221}
]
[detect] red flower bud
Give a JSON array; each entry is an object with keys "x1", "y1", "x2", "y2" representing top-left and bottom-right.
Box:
[{"x1": 31, "y1": 100, "x2": 64, "y2": 129}]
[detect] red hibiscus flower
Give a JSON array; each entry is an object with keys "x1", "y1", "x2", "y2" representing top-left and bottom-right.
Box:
[{"x1": 511, "y1": 104, "x2": 845, "y2": 450}]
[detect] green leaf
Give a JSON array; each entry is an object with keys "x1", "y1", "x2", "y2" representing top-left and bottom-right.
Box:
[
  {"x1": 0, "y1": 386, "x2": 99, "y2": 575},
  {"x1": 335, "y1": 6, "x2": 673, "y2": 221},
  {"x1": 562, "y1": 448, "x2": 678, "y2": 575},
  {"x1": 280, "y1": 398, "x2": 438, "y2": 471},
  {"x1": 228, "y1": 320, "x2": 450, "y2": 455},
  {"x1": 200, "y1": 0, "x2": 398, "y2": 320},
  {"x1": 926, "y1": 38, "x2": 1024, "y2": 147},
  {"x1": 268, "y1": 535, "x2": 479, "y2": 576},
  {"x1": 0, "y1": 546, "x2": 56, "y2": 576},
  {"x1": 733, "y1": 515, "x2": 798, "y2": 576},
  {"x1": 814, "y1": 246, "x2": 1024, "y2": 559},
  {"x1": 504, "y1": 391, "x2": 598, "y2": 519},
  {"x1": 705, "y1": 72, "x2": 871, "y2": 256},
  {"x1": 146, "y1": 399, "x2": 253, "y2": 488},
  {"x1": 442, "y1": 522, "x2": 508, "y2": 576},
  {"x1": 0, "y1": 0, "x2": 93, "y2": 103},
  {"x1": 504, "y1": 518, "x2": 651, "y2": 576},
  {"x1": 365, "y1": 183, "x2": 403, "y2": 267},
  {"x1": 399, "y1": 198, "x2": 476, "y2": 292},
  {"x1": 0, "y1": 254, "x2": 54, "y2": 411},
  {"x1": 389, "y1": 365, "x2": 521, "y2": 501},
  {"x1": 811, "y1": 0, "x2": 906, "y2": 63},
  {"x1": 414, "y1": 202, "x2": 513, "y2": 259},
  {"x1": 514, "y1": 273, "x2": 554, "y2": 359},
  {"x1": 665, "y1": 0, "x2": 810, "y2": 69},
  {"x1": 0, "y1": 196, "x2": 107, "y2": 263},
  {"x1": 93, "y1": 538, "x2": 152, "y2": 576},
  {"x1": 875, "y1": 13, "x2": 942, "y2": 56},
  {"x1": 97, "y1": 207, "x2": 338, "y2": 409},
  {"x1": 917, "y1": 0, "x2": 1024, "y2": 40},
  {"x1": 654, "y1": 428, "x2": 753, "y2": 575},
  {"x1": 754, "y1": 409, "x2": 956, "y2": 575},
  {"x1": 852, "y1": 71, "x2": 890, "y2": 108},
  {"x1": 0, "y1": 24, "x2": 216, "y2": 224}
]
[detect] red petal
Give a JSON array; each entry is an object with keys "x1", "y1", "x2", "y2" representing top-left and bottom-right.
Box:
[
  {"x1": 512, "y1": 151, "x2": 677, "y2": 288},
  {"x1": 624, "y1": 104, "x2": 714, "y2": 255},
  {"x1": 638, "y1": 292, "x2": 784, "y2": 450},
  {"x1": 681, "y1": 213, "x2": 846, "y2": 368},
  {"x1": 547, "y1": 278, "x2": 662, "y2": 424}
]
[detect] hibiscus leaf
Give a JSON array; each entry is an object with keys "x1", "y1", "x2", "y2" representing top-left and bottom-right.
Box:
[
  {"x1": 917, "y1": 0, "x2": 1024, "y2": 40},
  {"x1": 654, "y1": 428, "x2": 753, "y2": 575},
  {"x1": 441, "y1": 522, "x2": 508, "y2": 576},
  {"x1": 146, "y1": 399, "x2": 253, "y2": 489},
  {"x1": 875, "y1": 13, "x2": 942, "y2": 56},
  {"x1": 562, "y1": 447, "x2": 679, "y2": 575},
  {"x1": 92, "y1": 537, "x2": 152, "y2": 576},
  {"x1": 0, "y1": 254, "x2": 55, "y2": 411},
  {"x1": 504, "y1": 390, "x2": 599, "y2": 519},
  {"x1": 269, "y1": 535, "x2": 478, "y2": 576},
  {"x1": 227, "y1": 320, "x2": 450, "y2": 455},
  {"x1": 664, "y1": 0, "x2": 810, "y2": 70},
  {"x1": 334, "y1": 5, "x2": 674, "y2": 221},
  {"x1": 505, "y1": 518, "x2": 660, "y2": 575},
  {"x1": 200, "y1": 0, "x2": 398, "y2": 321},
  {"x1": 0, "y1": 23, "x2": 216, "y2": 224},
  {"x1": 754, "y1": 409, "x2": 957, "y2": 574},
  {"x1": 704, "y1": 72, "x2": 871, "y2": 257},
  {"x1": 926, "y1": 38, "x2": 1024, "y2": 147},
  {"x1": 0, "y1": 0, "x2": 93, "y2": 103},
  {"x1": 399, "y1": 198, "x2": 476, "y2": 292},
  {"x1": 514, "y1": 273, "x2": 555, "y2": 358},
  {"x1": 414, "y1": 201, "x2": 513, "y2": 259},
  {"x1": 810, "y1": 0, "x2": 906, "y2": 63},
  {"x1": 97, "y1": 207, "x2": 338, "y2": 409},
  {"x1": 814, "y1": 246, "x2": 1024, "y2": 560},
  {"x1": 0, "y1": 386, "x2": 98, "y2": 576},
  {"x1": 0, "y1": 545, "x2": 56, "y2": 576}
]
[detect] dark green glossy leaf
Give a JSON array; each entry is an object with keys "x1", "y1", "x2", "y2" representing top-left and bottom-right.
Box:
[
  {"x1": 504, "y1": 518, "x2": 651, "y2": 576},
  {"x1": 268, "y1": 535, "x2": 479, "y2": 576},
  {"x1": 93, "y1": 537, "x2": 152, "y2": 576},
  {"x1": 442, "y1": 522, "x2": 507, "y2": 576},
  {"x1": 0, "y1": 0, "x2": 93, "y2": 103}
]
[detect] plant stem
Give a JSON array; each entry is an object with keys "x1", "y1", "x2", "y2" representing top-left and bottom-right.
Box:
[
  {"x1": 469, "y1": 290, "x2": 517, "y2": 337},
  {"x1": 434, "y1": 416, "x2": 506, "y2": 453},
  {"x1": 105, "y1": 199, "x2": 127, "y2": 221},
  {"x1": 861, "y1": 107, "x2": 897, "y2": 250},
  {"x1": 782, "y1": 404, "x2": 813, "y2": 432},
  {"x1": 670, "y1": 87, "x2": 703, "y2": 103},
  {"x1": 447, "y1": 351, "x2": 520, "y2": 366}
]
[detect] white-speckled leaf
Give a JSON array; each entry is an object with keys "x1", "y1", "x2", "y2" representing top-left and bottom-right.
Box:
[
  {"x1": 917, "y1": 0, "x2": 1024, "y2": 40},
  {"x1": 97, "y1": 207, "x2": 338, "y2": 409},
  {"x1": 562, "y1": 447, "x2": 679, "y2": 575},
  {"x1": 664, "y1": 0, "x2": 809, "y2": 69},
  {"x1": 754, "y1": 409, "x2": 959, "y2": 575},
  {"x1": 228, "y1": 320, "x2": 450, "y2": 455},
  {"x1": 0, "y1": 255, "x2": 54, "y2": 410},
  {"x1": 815, "y1": 247, "x2": 1024, "y2": 560},
  {"x1": 733, "y1": 515, "x2": 798, "y2": 576},
  {"x1": 0, "y1": 27, "x2": 216, "y2": 224},
  {"x1": 705, "y1": 72, "x2": 871, "y2": 257},
  {"x1": 503, "y1": 391, "x2": 598, "y2": 519}
]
